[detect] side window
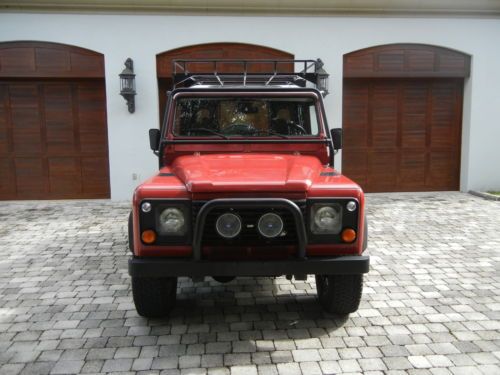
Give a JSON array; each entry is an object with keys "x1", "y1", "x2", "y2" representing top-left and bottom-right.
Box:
[{"x1": 309, "y1": 105, "x2": 319, "y2": 135}]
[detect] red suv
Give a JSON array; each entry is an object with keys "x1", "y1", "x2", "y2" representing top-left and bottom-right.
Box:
[{"x1": 128, "y1": 60, "x2": 369, "y2": 317}]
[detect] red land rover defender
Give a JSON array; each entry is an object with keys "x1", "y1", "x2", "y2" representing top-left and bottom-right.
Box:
[{"x1": 128, "y1": 60, "x2": 369, "y2": 317}]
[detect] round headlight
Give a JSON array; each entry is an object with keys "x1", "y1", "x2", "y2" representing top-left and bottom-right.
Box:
[
  {"x1": 158, "y1": 207, "x2": 185, "y2": 235},
  {"x1": 314, "y1": 206, "x2": 340, "y2": 232},
  {"x1": 216, "y1": 213, "x2": 242, "y2": 239},
  {"x1": 141, "y1": 202, "x2": 152, "y2": 213},
  {"x1": 258, "y1": 213, "x2": 284, "y2": 238},
  {"x1": 346, "y1": 201, "x2": 357, "y2": 212}
]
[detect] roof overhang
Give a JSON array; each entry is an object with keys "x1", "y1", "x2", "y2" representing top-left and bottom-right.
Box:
[{"x1": 1, "y1": 0, "x2": 500, "y2": 17}]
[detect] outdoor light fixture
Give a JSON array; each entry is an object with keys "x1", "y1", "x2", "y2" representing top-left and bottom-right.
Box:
[
  {"x1": 315, "y1": 58, "x2": 329, "y2": 96},
  {"x1": 119, "y1": 58, "x2": 136, "y2": 113}
]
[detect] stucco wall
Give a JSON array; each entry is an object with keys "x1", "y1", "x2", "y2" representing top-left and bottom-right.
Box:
[{"x1": 1, "y1": 12, "x2": 499, "y2": 199}]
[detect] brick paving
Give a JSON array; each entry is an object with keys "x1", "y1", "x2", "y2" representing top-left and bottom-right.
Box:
[{"x1": 0, "y1": 192, "x2": 499, "y2": 374}]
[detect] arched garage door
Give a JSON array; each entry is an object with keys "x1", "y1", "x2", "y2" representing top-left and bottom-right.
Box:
[
  {"x1": 342, "y1": 44, "x2": 470, "y2": 192},
  {"x1": 0, "y1": 42, "x2": 110, "y2": 199},
  {"x1": 156, "y1": 42, "x2": 294, "y2": 123}
]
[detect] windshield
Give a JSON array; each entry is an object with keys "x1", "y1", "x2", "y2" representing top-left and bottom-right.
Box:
[{"x1": 173, "y1": 97, "x2": 320, "y2": 137}]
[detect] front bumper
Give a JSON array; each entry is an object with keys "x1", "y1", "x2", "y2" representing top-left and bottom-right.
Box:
[{"x1": 128, "y1": 255, "x2": 370, "y2": 278}]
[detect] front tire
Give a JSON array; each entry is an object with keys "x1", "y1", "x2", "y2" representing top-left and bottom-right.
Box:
[
  {"x1": 315, "y1": 274, "x2": 363, "y2": 314},
  {"x1": 132, "y1": 276, "x2": 177, "y2": 318}
]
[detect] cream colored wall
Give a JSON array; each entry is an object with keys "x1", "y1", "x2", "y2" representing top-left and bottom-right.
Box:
[{"x1": 1, "y1": 12, "x2": 499, "y2": 198}]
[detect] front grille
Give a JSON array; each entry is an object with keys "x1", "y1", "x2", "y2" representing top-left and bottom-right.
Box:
[{"x1": 192, "y1": 200, "x2": 306, "y2": 247}]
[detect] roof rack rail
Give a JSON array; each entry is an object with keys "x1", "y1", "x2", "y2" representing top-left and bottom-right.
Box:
[{"x1": 172, "y1": 59, "x2": 329, "y2": 96}]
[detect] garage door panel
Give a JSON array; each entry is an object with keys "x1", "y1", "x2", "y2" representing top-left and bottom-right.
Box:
[
  {"x1": 44, "y1": 84, "x2": 76, "y2": 155},
  {"x1": 77, "y1": 83, "x2": 106, "y2": 110},
  {"x1": 0, "y1": 158, "x2": 16, "y2": 195},
  {"x1": 10, "y1": 85, "x2": 43, "y2": 155},
  {"x1": 401, "y1": 83, "x2": 427, "y2": 149},
  {"x1": 399, "y1": 151, "x2": 426, "y2": 189},
  {"x1": 48, "y1": 157, "x2": 82, "y2": 195},
  {"x1": 430, "y1": 82, "x2": 459, "y2": 148},
  {"x1": 372, "y1": 84, "x2": 398, "y2": 148},
  {"x1": 428, "y1": 151, "x2": 458, "y2": 189},
  {"x1": 343, "y1": 83, "x2": 369, "y2": 148},
  {"x1": 367, "y1": 151, "x2": 398, "y2": 192},
  {"x1": 0, "y1": 85, "x2": 9, "y2": 154},
  {"x1": 81, "y1": 157, "x2": 109, "y2": 197},
  {"x1": 14, "y1": 158, "x2": 46, "y2": 197},
  {"x1": 78, "y1": 84, "x2": 108, "y2": 155},
  {"x1": 342, "y1": 150, "x2": 367, "y2": 187}
]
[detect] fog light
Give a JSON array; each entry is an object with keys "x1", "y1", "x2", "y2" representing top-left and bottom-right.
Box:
[
  {"x1": 141, "y1": 229, "x2": 156, "y2": 244},
  {"x1": 258, "y1": 213, "x2": 284, "y2": 238},
  {"x1": 216, "y1": 213, "x2": 242, "y2": 239},
  {"x1": 141, "y1": 202, "x2": 152, "y2": 213},
  {"x1": 341, "y1": 228, "x2": 356, "y2": 243},
  {"x1": 346, "y1": 201, "x2": 357, "y2": 212}
]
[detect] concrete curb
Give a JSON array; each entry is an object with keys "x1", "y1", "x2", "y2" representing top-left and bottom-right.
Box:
[{"x1": 469, "y1": 190, "x2": 500, "y2": 201}]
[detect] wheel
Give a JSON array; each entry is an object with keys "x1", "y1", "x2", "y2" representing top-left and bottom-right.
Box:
[
  {"x1": 315, "y1": 274, "x2": 363, "y2": 314},
  {"x1": 128, "y1": 211, "x2": 134, "y2": 253},
  {"x1": 212, "y1": 276, "x2": 235, "y2": 283},
  {"x1": 131, "y1": 276, "x2": 177, "y2": 318}
]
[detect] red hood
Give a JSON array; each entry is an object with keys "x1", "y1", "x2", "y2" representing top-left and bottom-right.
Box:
[{"x1": 171, "y1": 153, "x2": 322, "y2": 193}]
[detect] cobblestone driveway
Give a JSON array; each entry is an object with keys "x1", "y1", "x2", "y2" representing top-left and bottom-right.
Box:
[{"x1": 0, "y1": 192, "x2": 499, "y2": 375}]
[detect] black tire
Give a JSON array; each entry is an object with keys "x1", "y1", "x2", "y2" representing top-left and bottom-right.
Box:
[
  {"x1": 315, "y1": 274, "x2": 363, "y2": 314},
  {"x1": 128, "y1": 211, "x2": 134, "y2": 253},
  {"x1": 363, "y1": 214, "x2": 368, "y2": 252},
  {"x1": 131, "y1": 277, "x2": 178, "y2": 318},
  {"x1": 212, "y1": 276, "x2": 236, "y2": 283}
]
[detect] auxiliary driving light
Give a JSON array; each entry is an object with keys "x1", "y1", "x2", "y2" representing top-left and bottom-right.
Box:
[
  {"x1": 341, "y1": 228, "x2": 357, "y2": 243},
  {"x1": 141, "y1": 229, "x2": 157, "y2": 244},
  {"x1": 216, "y1": 213, "x2": 242, "y2": 239},
  {"x1": 258, "y1": 212, "x2": 284, "y2": 238}
]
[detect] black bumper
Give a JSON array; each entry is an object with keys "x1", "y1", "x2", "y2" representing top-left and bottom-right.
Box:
[{"x1": 128, "y1": 255, "x2": 370, "y2": 278}]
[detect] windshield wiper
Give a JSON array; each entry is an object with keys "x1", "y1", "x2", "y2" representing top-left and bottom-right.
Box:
[
  {"x1": 188, "y1": 128, "x2": 229, "y2": 139},
  {"x1": 254, "y1": 130, "x2": 288, "y2": 139}
]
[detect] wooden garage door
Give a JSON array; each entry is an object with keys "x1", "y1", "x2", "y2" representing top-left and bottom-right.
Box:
[
  {"x1": 0, "y1": 42, "x2": 109, "y2": 200},
  {"x1": 156, "y1": 43, "x2": 294, "y2": 123},
  {"x1": 342, "y1": 44, "x2": 470, "y2": 192},
  {"x1": 343, "y1": 79, "x2": 463, "y2": 192}
]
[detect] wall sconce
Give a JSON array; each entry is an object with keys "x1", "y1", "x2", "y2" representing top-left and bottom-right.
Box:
[
  {"x1": 119, "y1": 58, "x2": 136, "y2": 113},
  {"x1": 315, "y1": 58, "x2": 329, "y2": 96}
]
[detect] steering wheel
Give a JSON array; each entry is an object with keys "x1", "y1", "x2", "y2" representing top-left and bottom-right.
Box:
[
  {"x1": 287, "y1": 122, "x2": 307, "y2": 135},
  {"x1": 221, "y1": 123, "x2": 257, "y2": 136}
]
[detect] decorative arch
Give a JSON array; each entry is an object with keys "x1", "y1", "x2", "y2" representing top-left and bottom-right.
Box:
[
  {"x1": 156, "y1": 42, "x2": 294, "y2": 123},
  {"x1": 343, "y1": 43, "x2": 470, "y2": 78},
  {"x1": 0, "y1": 41, "x2": 104, "y2": 78},
  {"x1": 156, "y1": 42, "x2": 293, "y2": 78}
]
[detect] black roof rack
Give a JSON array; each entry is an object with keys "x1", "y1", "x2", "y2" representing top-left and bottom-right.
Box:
[{"x1": 172, "y1": 59, "x2": 329, "y2": 96}]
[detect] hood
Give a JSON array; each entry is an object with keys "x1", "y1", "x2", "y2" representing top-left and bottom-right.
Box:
[{"x1": 171, "y1": 153, "x2": 323, "y2": 193}]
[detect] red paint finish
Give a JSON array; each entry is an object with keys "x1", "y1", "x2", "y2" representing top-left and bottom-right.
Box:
[
  {"x1": 133, "y1": 155, "x2": 365, "y2": 257},
  {"x1": 172, "y1": 153, "x2": 322, "y2": 193}
]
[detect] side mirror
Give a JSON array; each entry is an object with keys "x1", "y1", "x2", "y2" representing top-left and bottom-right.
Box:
[
  {"x1": 149, "y1": 129, "x2": 160, "y2": 151},
  {"x1": 331, "y1": 128, "x2": 342, "y2": 150}
]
